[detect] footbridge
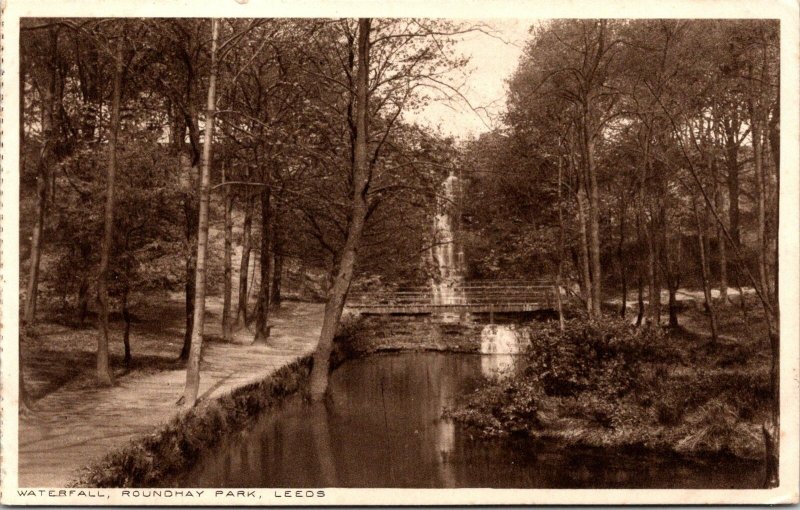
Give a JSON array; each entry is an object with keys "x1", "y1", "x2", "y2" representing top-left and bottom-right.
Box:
[{"x1": 345, "y1": 279, "x2": 562, "y2": 315}]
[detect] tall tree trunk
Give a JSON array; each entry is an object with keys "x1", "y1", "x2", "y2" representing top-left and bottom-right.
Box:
[
  {"x1": 713, "y1": 154, "x2": 729, "y2": 305},
  {"x1": 122, "y1": 286, "x2": 132, "y2": 367},
  {"x1": 555, "y1": 156, "x2": 565, "y2": 331},
  {"x1": 253, "y1": 185, "x2": 273, "y2": 344},
  {"x1": 725, "y1": 127, "x2": 741, "y2": 249},
  {"x1": 234, "y1": 193, "x2": 253, "y2": 330},
  {"x1": 646, "y1": 221, "x2": 661, "y2": 327},
  {"x1": 222, "y1": 170, "x2": 234, "y2": 341},
  {"x1": 661, "y1": 206, "x2": 680, "y2": 329},
  {"x1": 769, "y1": 99, "x2": 779, "y2": 310},
  {"x1": 583, "y1": 114, "x2": 602, "y2": 317},
  {"x1": 718, "y1": 217, "x2": 729, "y2": 305},
  {"x1": 576, "y1": 189, "x2": 592, "y2": 314},
  {"x1": 639, "y1": 128, "x2": 658, "y2": 327},
  {"x1": 693, "y1": 198, "x2": 718, "y2": 343},
  {"x1": 667, "y1": 285, "x2": 678, "y2": 328},
  {"x1": 310, "y1": 18, "x2": 372, "y2": 401},
  {"x1": 95, "y1": 43, "x2": 124, "y2": 386},
  {"x1": 635, "y1": 209, "x2": 645, "y2": 327},
  {"x1": 749, "y1": 82, "x2": 770, "y2": 302},
  {"x1": 23, "y1": 29, "x2": 59, "y2": 327},
  {"x1": 25, "y1": 164, "x2": 48, "y2": 326},
  {"x1": 77, "y1": 265, "x2": 90, "y2": 325},
  {"x1": 246, "y1": 252, "x2": 259, "y2": 325},
  {"x1": 183, "y1": 19, "x2": 218, "y2": 407},
  {"x1": 755, "y1": 43, "x2": 780, "y2": 488},
  {"x1": 178, "y1": 105, "x2": 202, "y2": 360},
  {"x1": 271, "y1": 251, "x2": 283, "y2": 309},
  {"x1": 617, "y1": 201, "x2": 627, "y2": 317},
  {"x1": 179, "y1": 192, "x2": 198, "y2": 361}
]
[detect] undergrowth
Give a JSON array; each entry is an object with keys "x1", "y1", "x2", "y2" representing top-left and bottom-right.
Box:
[{"x1": 449, "y1": 316, "x2": 771, "y2": 461}]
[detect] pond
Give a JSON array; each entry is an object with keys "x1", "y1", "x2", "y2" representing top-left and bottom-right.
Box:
[{"x1": 174, "y1": 352, "x2": 762, "y2": 488}]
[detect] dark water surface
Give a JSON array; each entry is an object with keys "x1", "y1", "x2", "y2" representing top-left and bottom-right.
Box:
[{"x1": 176, "y1": 353, "x2": 761, "y2": 488}]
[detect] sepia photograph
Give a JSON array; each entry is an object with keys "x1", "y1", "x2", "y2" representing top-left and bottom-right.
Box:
[{"x1": 1, "y1": 0, "x2": 798, "y2": 505}]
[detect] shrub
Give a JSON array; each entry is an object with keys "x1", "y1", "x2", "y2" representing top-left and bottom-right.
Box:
[
  {"x1": 448, "y1": 377, "x2": 541, "y2": 437},
  {"x1": 451, "y1": 314, "x2": 768, "y2": 461},
  {"x1": 522, "y1": 316, "x2": 665, "y2": 398}
]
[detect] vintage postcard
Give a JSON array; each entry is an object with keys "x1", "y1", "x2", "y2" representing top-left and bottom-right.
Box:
[{"x1": 1, "y1": 0, "x2": 798, "y2": 505}]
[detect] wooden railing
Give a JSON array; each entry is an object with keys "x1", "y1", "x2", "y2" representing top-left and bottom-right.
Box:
[{"x1": 345, "y1": 280, "x2": 560, "y2": 314}]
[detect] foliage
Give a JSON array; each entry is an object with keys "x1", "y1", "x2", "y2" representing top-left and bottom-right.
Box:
[
  {"x1": 524, "y1": 317, "x2": 667, "y2": 398},
  {"x1": 448, "y1": 377, "x2": 541, "y2": 436},
  {"x1": 451, "y1": 315, "x2": 770, "y2": 460},
  {"x1": 460, "y1": 19, "x2": 778, "y2": 300}
]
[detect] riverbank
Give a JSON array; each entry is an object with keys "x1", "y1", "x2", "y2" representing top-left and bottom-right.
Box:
[
  {"x1": 73, "y1": 357, "x2": 313, "y2": 487},
  {"x1": 333, "y1": 301, "x2": 771, "y2": 466},
  {"x1": 448, "y1": 312, "x2": 771, "y2": 464},
  {"x1": 18, "y1": 298, "x2": 323, "y2": 487},
  {"x1": 165, "y1": 351, "x2": 763, "y2": 489}
]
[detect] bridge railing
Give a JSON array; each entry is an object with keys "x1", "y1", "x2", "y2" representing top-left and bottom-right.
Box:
[{"x1": 346, "y1": 281, "x2": 561, "y2": 311}]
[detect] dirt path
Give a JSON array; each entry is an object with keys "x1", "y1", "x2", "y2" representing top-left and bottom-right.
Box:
[{"x1": 17, "y1": 298, "x2": 323, "y2": 488}]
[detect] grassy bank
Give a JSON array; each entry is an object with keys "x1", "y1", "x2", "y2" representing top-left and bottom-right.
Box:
[
  {"x1": 22, "y1": 297, "x2": 190, "y2": 404},
  {"x1": 71, "y1": 356, "x2": 312, "y2": 488},
  {"x1": 448, "y1": 314, "x2": 771, "y2": 462}
]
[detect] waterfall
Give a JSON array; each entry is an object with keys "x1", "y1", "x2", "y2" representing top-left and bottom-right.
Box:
[
  {"x1": 431, "y1": 172, "x2": 464, "y2": 322},
  {"x1": 480, "y1": 324, "x2": 529, "y2": 377}
]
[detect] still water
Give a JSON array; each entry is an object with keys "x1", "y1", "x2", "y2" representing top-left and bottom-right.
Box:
[{"x1": 176, "y1": 353, "x2": 761, "y2": 488}]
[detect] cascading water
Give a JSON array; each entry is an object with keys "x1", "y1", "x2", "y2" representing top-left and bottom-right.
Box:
[
  {"x1": 480, "y1": 324, "x2": 529, "y2": 377},
  {"x1": 430, "y1": 172, "x2": 465, "y2": 322},
  {"x1": 430, "y1": 172, "x2": 527, "y2": 376}
]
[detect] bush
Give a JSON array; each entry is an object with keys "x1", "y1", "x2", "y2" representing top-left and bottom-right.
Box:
[
  {"x1": 451, "y1": 314, "x2": 769, "y2": 461},
  {"x1": 522, "y1": 316, "x2": 665, "y2": 398},
  {"x1": 448, "y1": 377, "x2": 541, "y2": 437}
]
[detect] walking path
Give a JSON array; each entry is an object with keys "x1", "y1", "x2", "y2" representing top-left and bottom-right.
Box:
[{"x1": 17, "y1": 298, "x2": 323, "y2": 487}]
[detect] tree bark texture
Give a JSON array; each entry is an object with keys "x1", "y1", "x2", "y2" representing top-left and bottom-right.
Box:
[
  {"x1": 222, "y1": 173, "x2": 234, "y2": 341},
  {"x1": 576, "y1": 189, "x2": 593, "y2": 314},
  {"x1": 96, "y1": 43, "x2": 124, "y2": 386},
  {"x1": 309, "y1": 18, "x2": 372, "y2": 401},
  {"x1": 179, "y1": 186, "x2": 198, "y2": 361},
  {"x1": 271, "y1": 252, "x2": 283, "y2": 309},
  {"x1": 234, "y1": 193, "x2": 254, "y2": 330},
  {"x1": 183, "y1": 19, "x2": 219, "y2": 407},
  {"x1": 253, "y1": 185, "x2": 273, "y2": 344},
  {"x1": 583, "y1": 114, "x2": 602, "y2": 317},
  {"x1": 693, "y1": 198, "x2": 718, "y2": 343},
  {"x1": 23, "y1": 28, "x2": 59, "y2": 327},
  {"x1": 122, "y1": 286, "x2": 132, "y2": 367}
]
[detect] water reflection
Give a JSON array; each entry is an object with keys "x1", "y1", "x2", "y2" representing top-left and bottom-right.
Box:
[
  {"x1": 175, "y1": 353, "x2": 761, "y2": 489},
  {"x1": 480, "y1": 325, "x2": 526, "y2": 378},
  {"x1": 480, "y1": 354, "x2": 515, "y2": 377}
]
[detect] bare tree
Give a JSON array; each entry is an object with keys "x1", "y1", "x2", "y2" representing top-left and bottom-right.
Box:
[
  {"x1": 182, "y1": 18, "x2": 219, "y2": 407},
  {"x1": 309, "y1": 18, "x2": 372, "y2": 400}
]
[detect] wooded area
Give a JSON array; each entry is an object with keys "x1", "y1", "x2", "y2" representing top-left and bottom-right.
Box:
[
  {"x1": 459, "y1": 19, "x2": 780, "y2": 484},
  {"x1": 20, "y1": 17, "x2": 466, "y2": 405},
  {"x1": 19, "y1": 18, "x2": 780, "y2": 486}
]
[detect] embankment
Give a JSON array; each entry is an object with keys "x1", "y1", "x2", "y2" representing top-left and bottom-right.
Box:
[{"x1": 72, "y1": 357, "x2": 312, "y2": 488}]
